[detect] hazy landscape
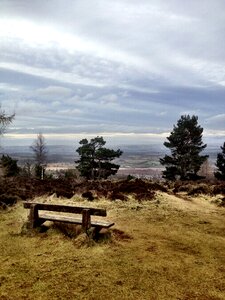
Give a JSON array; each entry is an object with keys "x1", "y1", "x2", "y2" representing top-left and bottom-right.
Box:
[{"x1": 0, "y1": 142, "x2": 220, "y2": 179}]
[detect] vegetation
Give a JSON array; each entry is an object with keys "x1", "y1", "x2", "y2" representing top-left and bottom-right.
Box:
[
  {"x1": 0, "y1": 154, "x2": 20, "y2": 177},
  {"x1": 0, "y1": 108, "x2": 17, "y2": 177},
  {"x1": 76, "y1": 136, "x2": 123, "y2": 179},
  {"x1": 0, "y1": 177, "x2": 223, "y2": 206},
  {"x1": 20, "y1": 161, "x2": 33, "y2": 177},
  {"x1": 0, "y1": 107, "x2": 15, "y2": 136},
  {"x1": 1, "y1": 192, "x2": 225, "y2": 299},
  {"x1": 160, "y1": 115, "x2": 208, "y2": 180},
  {"x1": 215, "y1": 142, "x2": 225, "y2": 180},
  {"x1": 31, "y1": 133, "x2": 48, "y2": 179}
]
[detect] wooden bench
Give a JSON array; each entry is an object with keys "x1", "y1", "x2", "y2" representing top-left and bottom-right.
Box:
[{"x1": 23, "y1": 202, "x2": 114, "y2": 237}]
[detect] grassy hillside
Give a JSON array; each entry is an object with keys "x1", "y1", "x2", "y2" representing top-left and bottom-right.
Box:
[{"x1": 1, "y1": 191, "x2": 225, "y2": 300}]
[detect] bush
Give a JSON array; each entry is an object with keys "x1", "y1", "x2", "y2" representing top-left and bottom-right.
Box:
[
  {"x1": 0, "y1": 194, "x2": 20, "y2": 207},
  {"x1": 218, "y1": 197, "x2": 225, "y2": 207},
  {"x1": 187, "y1": 184, "x2": 211, "y2": 196},
  {"x1": 173, "y1": 183, "x2": 194, "y2": 193},
  {"x1": 212, "y1": 184, "x2": 225, "y2": 195},
  {"x1": 82, "y1": 191, "x2": 95, "y2": 201},
  {"x1": 0, "y1": 154, "x2": 20, "y2": 177}
]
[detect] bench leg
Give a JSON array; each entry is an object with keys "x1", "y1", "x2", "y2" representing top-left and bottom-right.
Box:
[
  {"x1": 82, "y1": 209, "x2": 91, "y2": 232},
  {"x1": 86, "y1": 226, "x2": 102, "y2": 240},
  {"x1": 28, "y1": 204, "x2": 41, "y2": 229},
  {"x1": 93, "y1": 226, "x2": 101, "y2": 239}
]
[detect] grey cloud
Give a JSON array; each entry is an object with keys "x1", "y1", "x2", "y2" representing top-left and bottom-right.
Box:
[
  {"x1": 0, "y1": 0, "x2": 225, "y2": 144},
  {"x1": 204, "y1": 114, "x2": 225, "y2": 130}
]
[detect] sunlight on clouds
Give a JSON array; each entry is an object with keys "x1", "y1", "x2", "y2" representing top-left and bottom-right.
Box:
[
  {"x1": 5, "y1": 132, "x2": 169, "y2": 141},
  {"x1": 0, "y1": 19, "x2": 148, "y2": 70},
  {"x1": 0, "y1": 19, "x2": 84, "y2": 49},
  {"x1": 204, "y1": 129, "x2": 225, "y2": 137},
  {"x1": 0, "y1": 83, "x2": 21, "y2": 92},
  {"x1": 172, "y1": 54, "x2": 225, "y2": 87}
]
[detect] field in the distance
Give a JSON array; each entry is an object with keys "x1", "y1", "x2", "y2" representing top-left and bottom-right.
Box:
[
  {"x1": 2, "y1": 143, "x2": 218, "y2": 180},
  {"x1": 1, "y1": 191, "x2": 225, "y2": 300}
]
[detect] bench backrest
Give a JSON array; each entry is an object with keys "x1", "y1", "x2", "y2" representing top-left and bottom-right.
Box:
[{"x1": 23, "y1": 202, "x2": 107, "y2": 216}]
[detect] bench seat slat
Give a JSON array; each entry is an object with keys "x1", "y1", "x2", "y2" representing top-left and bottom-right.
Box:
[{"x1": 39, "y1": 213, "x2": 114, "y2": 228}]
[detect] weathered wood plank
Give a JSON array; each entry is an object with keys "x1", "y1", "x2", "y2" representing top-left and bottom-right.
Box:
[
  {"x1": 39, "y1": 213, "x2": 114, "y2": 228},
  {"x1": 23, "y1": 202, "x2": 107, "y2": 216}
]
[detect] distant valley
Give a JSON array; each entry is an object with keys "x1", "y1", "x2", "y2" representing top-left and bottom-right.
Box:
[{"x1": 0, "y1": 143, "x2": 219, "y2": 178}]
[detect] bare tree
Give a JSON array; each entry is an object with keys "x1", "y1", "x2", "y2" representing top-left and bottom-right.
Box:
[
  {"x1": 30, "y1": 133, "x2": 48, "y2": 179},
  {"x1": 198, "y1": 158, "x2": 213, "y2": 179}
]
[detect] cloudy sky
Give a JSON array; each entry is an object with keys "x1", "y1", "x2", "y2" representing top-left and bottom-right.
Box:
[{"x1": 0, "y1": 0, "x2": 225, "y2": 146}]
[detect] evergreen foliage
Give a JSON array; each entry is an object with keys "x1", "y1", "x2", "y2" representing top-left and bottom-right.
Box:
[
  {"x1": 0, "y1": 107, "x2": 15, "y2": 136},
  {"x1": 0, "y1": 108, "x2": 17, "y2": 177},
  {"x1": 0, "y1": 155, "x2": 20, "y2": 177},
  {"x1": 214, "y1": 142, "x2": 225, "y2": 180},
  {"x1": 160, "y1": 115, "x2": 208, "y2": 180},
  {"x1": 76, "y1": 136, "x2": 123, "y2": 179},
  {"x1": 20, "y1": 161, "x2": 33, "y2": 177}
]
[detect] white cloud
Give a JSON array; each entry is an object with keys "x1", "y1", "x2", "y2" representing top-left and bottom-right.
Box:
[
  {"x1": 59, "y1": 108, "x2": 82, "y2": 116},
  {"x1": 51, "y1": 101, "x2": 61, "y2": 107},
  {"x1": 37, "y1": 86, "x2": 73, "y2": 99},
  {"x1": 5, "y1": 131, "x2": 169, "y2": 141},
  {"x1": 0, "y1": 83, "x2": 22, "y2": 92},
  {"x1": 0, "y1": 18, "x2": 149, "y2": 70},
  {"x1": 100, "y1": 94, "x2": 118, "y2": 105},
  {"x1": 16, "y1": 100, "x2": 46, "y2": 115},
  {"x1": 0, "y1": 62, "x2": 105, "y2": 87},
  {"x1": 204, "y1": 129, "x2": 225, "y2": 137}
]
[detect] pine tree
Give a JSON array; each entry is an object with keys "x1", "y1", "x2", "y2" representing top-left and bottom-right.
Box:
[
  {"x1": 160, "y1": 115, "x2": 208, "y2": 180},
  {"x1": 214, "y1": 142, "x2": 225, "y2": 180},
  {"x1": 76, "y1": 136, "x2": 123, "y2": 179},
  {"x1": 0, "y1": 155, "x2": 20, "y2": 177},
  {"x1": 0, "y1": 107, "x2": 15, "y2": 136}
]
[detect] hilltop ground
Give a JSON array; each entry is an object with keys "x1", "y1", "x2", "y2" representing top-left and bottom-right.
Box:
[{"x1": 0, "y1": 180, "x2": 225, "y2": 300}]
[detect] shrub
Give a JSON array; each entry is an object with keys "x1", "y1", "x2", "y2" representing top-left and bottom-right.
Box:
[
  {"x1": 82, "y1": 191, "x2": 95, "y2": 201},
  {"x1": 187, "y1": 184, "x2": 211, "y2": 196},
  {"x1": 0, "y1": 194, "x2": 20, "y2": 206},
  {"x1": 212, "y1": 184, "x2": 225, "y2": 195}
]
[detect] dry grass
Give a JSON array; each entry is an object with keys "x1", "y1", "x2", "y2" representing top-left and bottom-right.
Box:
[{"x1": 1, "y1": 192, "x2": 225, "y2": 300}]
